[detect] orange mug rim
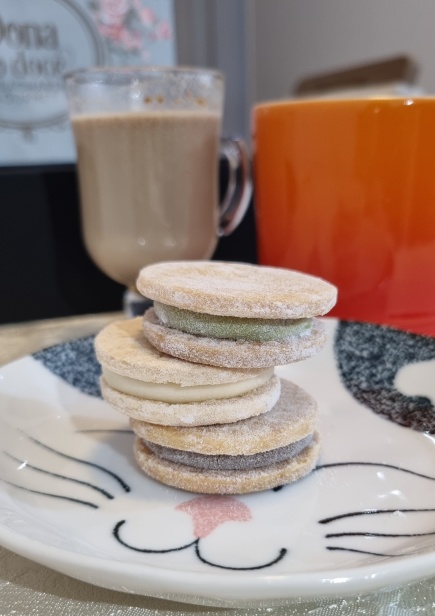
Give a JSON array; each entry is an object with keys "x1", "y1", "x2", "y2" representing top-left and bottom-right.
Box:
[{"x1": 253, "y1": 95, "x2": 435, "y2": 113}]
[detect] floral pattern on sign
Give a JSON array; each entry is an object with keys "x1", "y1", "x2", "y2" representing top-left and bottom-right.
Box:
[{"x1": 88, "y1": 0, "x2": 173, "y2": 63}]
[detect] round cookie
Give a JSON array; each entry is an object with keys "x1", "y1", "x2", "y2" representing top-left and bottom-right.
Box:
[
  {"x1": 136, "y1": 261, "x2": 337, "y2": 319},
  {"x1": 101, "y1": 373, "x2": 280, "y2": 426},
  {"x1": 143, "y1": 308, "x2": 328, "y2": 369},
  {"x1": 130, "y1": 379, "x2": 317, "y2": 455},
  {"x1": 95, "y1": 318, "x2": 280, "y2": 426},
  {"x1": 95, "y1": 318, "x2": 270, "y2": 384},
  {"x1": 134, "y1": 433, "x2": 320, "y2": 494}
]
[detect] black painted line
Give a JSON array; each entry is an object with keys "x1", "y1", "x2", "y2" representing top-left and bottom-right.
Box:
[
  {"x1": 195, "y1": 542, "x2": 287, "y2": 571},
  {"x1": 315, "y1": 461, "x2": 435, "y2": 482},
  {"x1": 326, "y1": 546, "x2": 404, "y2": 557},
  {"x1": 326, "y1": 530, "x2": 435, "y2": 538},
  {"x1": 0, "y1": 478, "x2": 99, "y2": 509},
  {"x1": 4, "y1": 452, "x2": 114, "y2": 500},
  {"x1": 26, "y1": 435, "x2": 130, "y2": 493},
  {"x1": 319, "y1": 508, "x2": 435, "y2": 524},
  {"x1": 113, "y1": 520, "x2": 197, "y2": 553}
]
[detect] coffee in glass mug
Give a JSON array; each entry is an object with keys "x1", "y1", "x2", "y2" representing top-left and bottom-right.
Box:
[{"x1": 65, "y1": 67, "x2": 251, "y2": 299}]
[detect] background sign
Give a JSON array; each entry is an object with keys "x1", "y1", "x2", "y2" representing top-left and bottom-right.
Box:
[{"x1": 0, "y1": 0, "x2": 175, "y2": 165}]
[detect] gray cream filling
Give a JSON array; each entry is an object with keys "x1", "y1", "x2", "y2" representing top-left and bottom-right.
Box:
[
  {"x1": 102, "y1": 367, "x2": 274, "y2": 403},
  {"x1": 143, "y1": 434, "x2": 313, "y2": 471}
]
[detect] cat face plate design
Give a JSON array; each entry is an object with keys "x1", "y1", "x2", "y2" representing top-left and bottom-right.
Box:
[{"x1": 0, "y1": 318, "x2": 435, "y2": 607}]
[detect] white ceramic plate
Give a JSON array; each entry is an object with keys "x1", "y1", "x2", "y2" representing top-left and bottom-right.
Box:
[{"x1": 1, "y1": 318, "x2": 435, "y2": 607}]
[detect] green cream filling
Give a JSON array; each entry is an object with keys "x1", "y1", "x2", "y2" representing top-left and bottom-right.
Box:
[{"x1": 154, "y1": 302, "x2": 312, "y2": 342}]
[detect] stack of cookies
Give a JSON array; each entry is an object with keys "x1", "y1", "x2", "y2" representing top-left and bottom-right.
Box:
[{"x1": 95, "y1": 262, "x2": 337, "y2": 494}]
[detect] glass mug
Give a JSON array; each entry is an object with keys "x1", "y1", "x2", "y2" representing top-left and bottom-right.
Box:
[
  {"x1": 65, "y1": 67, "x2": 251, "y2": 309},
  {"x1": 253, "y1": 97, "x2": 435, "y2": 336}
]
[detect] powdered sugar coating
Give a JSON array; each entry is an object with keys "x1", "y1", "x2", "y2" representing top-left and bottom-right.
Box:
[
  {"x1": 143, "y1": 308, "x2": 328, "y2": 369},
  {"x1": 136, "y1": 261, "x2": 337, "y2": 318},
  {"x1": 95, "y1": 318, "x2": 269, "y2": 384},
  {"x1": 143, "y1": 433, "x2": 313, "y2": 471},
  {"x1": 130, "y1": 379, "x2": 317, "y2": 455},
  {"x1": 134, "y1": 433, "x2": 321, "y2": 494},
  {"x1": 100, "y1": 374, "x2": 280, "y2": 426}
]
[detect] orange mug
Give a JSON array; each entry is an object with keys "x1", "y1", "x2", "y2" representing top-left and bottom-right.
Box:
[{"x1": 253, "y1": 97, "x2": 435, "y2": 336}]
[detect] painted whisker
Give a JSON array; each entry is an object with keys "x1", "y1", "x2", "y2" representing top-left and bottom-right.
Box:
[
  {"x1": 0, "y1": 477, "x2": 99, "y2": 509},
  {"x1": 326, "y1": 546, "x2": 403, "y2": 557},
  {"x1": 24, "y1": 434, "x2": 131, "y2": 493},
  {"x1": 315, "y1": 461, "x2": 435, "y2": 481},
  {"x1": 319, "y1": 508, "x2": 435, "y2": 524},
  {"x1": 4, "y1": 452, "x2": 115, "y2": 499},
  {"x1": 326, "y1": 530, "x2": 435, "y2": 538}
]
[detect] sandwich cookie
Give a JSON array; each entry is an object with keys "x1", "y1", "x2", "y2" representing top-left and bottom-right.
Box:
[
  {"x1": 131, "y1": 379, "x2": 321, "y2": 494},
  {"x1": 95, "y1": 318, "x2": 280, "y2": 426},
  {"x1": 137, "y1": 261, "x2": 337, "y2": 368}
]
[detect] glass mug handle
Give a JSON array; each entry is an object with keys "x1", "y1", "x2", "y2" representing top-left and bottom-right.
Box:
[{"x1": 218, "y1": 137, "x2": 252, "y2": 236}]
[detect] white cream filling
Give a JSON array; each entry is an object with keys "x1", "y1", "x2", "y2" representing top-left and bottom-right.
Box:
[{"x1": 102, "y1": 367, "x2": 274, "y2": 403}]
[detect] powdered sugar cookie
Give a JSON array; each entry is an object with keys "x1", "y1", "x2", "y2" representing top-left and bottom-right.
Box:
[
  {"x1": 131, "y1": 380, "x2": 321, "y2": 493},
  {"x1": 95, "y1": 318, "x2": 280, "y2": 425},
  {"x1": 133, "y1": 432, "x2": 320, "y2": 494},
  {"x1": 101, "y1": 373, "x2": 280, "y2": 426},
  {"x1": 137, "y1": 261, "x2": 336, "y2": 368},
  {"x1": 95, "y1": 318, "x2": 270, "y2": 384},
  {"x1": 143, "y1": 308, "x2": 328, "y2": 368},
  {"x1": 95, "y1": 263, "x2": 333, "y2": 494},
  {"x1": 130, "y1": 379, "x2": 317, "y2": 455},
  {"x1": 136, "y1": 261, "x2": 337, "y2": 319}
]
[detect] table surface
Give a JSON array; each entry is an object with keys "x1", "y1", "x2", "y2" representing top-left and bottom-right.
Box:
[{"x1": 1, "y1": 313, "x2": 435, "y2": 616}]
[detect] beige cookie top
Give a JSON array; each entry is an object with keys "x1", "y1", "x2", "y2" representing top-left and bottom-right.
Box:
[
  {"x1": 131, "y1": 379, "x2": 317, "y2": 455},
  {"x1": 94, "y1": 318, "x2": 267, "y2": 385},
  {"x1": 136, "y1": 261, "x2": 337, "y2": 319}
]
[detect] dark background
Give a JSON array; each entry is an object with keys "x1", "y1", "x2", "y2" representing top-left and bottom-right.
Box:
[{"x1": 0, "y1": 164, "x2": 258, "y2": 325}]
